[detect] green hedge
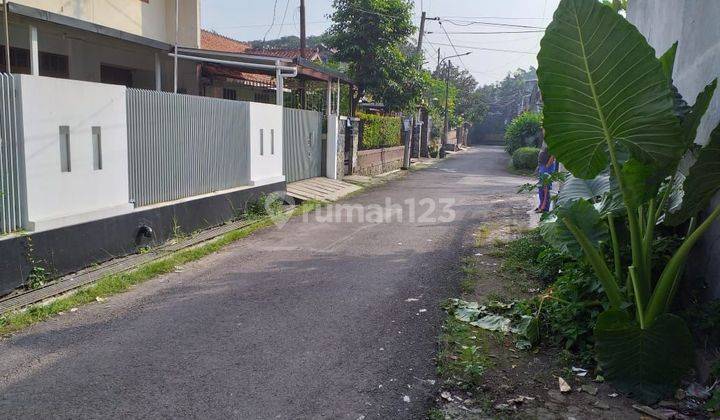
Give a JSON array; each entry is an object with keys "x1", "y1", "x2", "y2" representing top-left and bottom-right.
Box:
[
  {"x1": 512, "y1": 147, "x2": 540, "y2": 171},
  {"x1": 505, "y1": 112, "x2": 543, "y2": 155},
  {"x1": 358, "y1": 113, "x2": 402, "y2": 150}
]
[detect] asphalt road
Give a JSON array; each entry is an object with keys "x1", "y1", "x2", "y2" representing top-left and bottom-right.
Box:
[{"x1": 0, "y1": 146, "x2": 532, "y2": 419}]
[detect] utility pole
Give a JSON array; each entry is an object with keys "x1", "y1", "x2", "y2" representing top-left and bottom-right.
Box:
[
  {"x1": 441, "y1": 60, "x2": 450, "y2": 159},
  {"x1": 437, "y1": 48, "x2": 441, "y2": 72},
  {"x1": 416, "y1": 12, "x2": 426, "y2": 55},
  {"x1": 299, "y1": 0, "x2": 307, "y2": 109},
  {"x1": 403, "y1": 11, "x2": 427, "y2": 168}
]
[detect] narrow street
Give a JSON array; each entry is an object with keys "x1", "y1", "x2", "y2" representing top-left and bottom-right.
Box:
[{"x1": 0, "y1": 146, "x2": 532, "y2": 419}]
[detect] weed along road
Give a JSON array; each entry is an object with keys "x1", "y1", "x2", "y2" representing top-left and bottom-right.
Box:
[{"x1": 0, "y1": 147, "x2": 532, "y2": 419}]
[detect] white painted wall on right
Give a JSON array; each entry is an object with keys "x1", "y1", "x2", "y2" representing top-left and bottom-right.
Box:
[{"x1": 628, "y1": 0, "x2": 720, "y2": 299}]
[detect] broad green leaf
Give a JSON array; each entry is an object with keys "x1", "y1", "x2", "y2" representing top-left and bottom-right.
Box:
[
  {"x1": 470, "y1": 315, "x2": 511, "y2": 332},
  {"x1": 537, "y1": 0, "x2": 683, "y2": 179},
  {"x1": 667, "y1": 123, "x2": 720, "y2": 225},
  {"x1": 556, "y1": 174, "x2": 610, "y2": 207},
  {"x1": 621, "y1": 158, "x2": 667, "y2": 208},
  {"x1": 540, "y1": 199, "x2": 609, "y2": 257},
  {"x1": 658, "y1": 42, "x2": 677, "y2": 82},
  {"x1": 681, "y1": 79, "x2": 717, "y2": 146},
  {"x1": 454, "y1": 307, "x2": 482, "y2": 322},
  {"x1": 595, "y1": 310, "x2": 693, "y2": 404}
]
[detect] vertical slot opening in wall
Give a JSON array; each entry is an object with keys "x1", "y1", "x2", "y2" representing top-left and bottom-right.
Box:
[
  {"x1": 259, "y1": 128, "x2": 264, "y2": 155},
  {"x1": 59, "y1": 125, "x2": 71, "y2": 172},
  {"x1": 92, "y1": 126, "x2": 103, "y2": 170},
  {"x1": 271, "y1": 129, "x2": 275, "y2": 155}
]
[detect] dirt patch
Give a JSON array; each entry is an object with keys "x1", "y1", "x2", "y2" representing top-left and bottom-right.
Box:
[{"x1": 433, "y1": 194, "x2": 640, "y2": 419}]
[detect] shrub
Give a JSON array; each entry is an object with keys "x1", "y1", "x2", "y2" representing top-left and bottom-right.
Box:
[
  {"x1": 512, "y1": 147, "x2": 539, "y2": 171},
  {"x1": 358, "y1": 113, "x2": 402, "y2": 150},
  {"x1": 502, "y1": 231, "x2": 606, "y2": 365},
  {"x1": 504, "y1": 111, "x2": 542, "y2": 155}
]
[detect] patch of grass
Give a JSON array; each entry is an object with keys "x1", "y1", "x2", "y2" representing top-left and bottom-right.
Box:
[
  {"x1": 437, "y1": 317, "x2": 492, "y2": 390},
  {"x1": 427, "y1": 407, "x2": 445, "y2": 420},
  {"x1": 474, "y1": 224, "x2": 492, "y2": 247},
  {"x1": 0, "y1": 201, "x2": 321, "y2": 336},
  {"x1": 460, "y1": 256, "x2": 478, "y2": 295},
  {"x1": 244, "y1": 192, "x2": 285, "y2": 220},
  {"x1": 497, "y1": 229, "x2": 566, "y2": 285}
]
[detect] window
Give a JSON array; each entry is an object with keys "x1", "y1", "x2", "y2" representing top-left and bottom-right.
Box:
[
  {"x1": 0, "y1": 46, "x2": 69, "y2": 78},
  {"x1": 40, "y1": 52, "x2": 69, "y2": 78},
  {"x1": 101, "y1": 65, "x2": 133, "y2": 87},
  {"x1": 223, "y1": 88, "x2": 237, "y2": 100},
  {"x1": 59, "y1": 126, "x2": 71, "y2": 172},
  {"x1": 92, "y1": 127, "x2": 102, "y2": 170},
  {"x1": 254, "y1": 92, "x2": 271, "y2": 103}
]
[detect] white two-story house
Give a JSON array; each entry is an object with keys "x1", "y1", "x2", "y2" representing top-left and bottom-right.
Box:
[{"x1": 0, "y1": 0, "x2": 200, "y2": 92}]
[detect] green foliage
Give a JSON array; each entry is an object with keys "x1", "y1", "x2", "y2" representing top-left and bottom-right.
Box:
[
  {"x1": 505, "y1": 112, "x2": 543, "y2": 155},
  {"x1": 472, "y1": 68, "x2": 537, "y2": 139},
  {"x1": 500, "y1": 229, "x2": 567, "y2": 285},
  {"x1": 327, "y1": 0, "x2": 425, "y2": 112},
  {"x1": 358, "y1": 112, "x2": 402, "y2": 150},
  {"x1": 24, "y1": 237, "x2": 48, "y2": 290},
  {"x1": 511, "y1": 147, "x2": 540, "y2": 171},
  {"x1": 431, "y1": 61, "x2": 486, "y2": 125},
  {"x1": 537, "y1": 0, "x2": 720, "y2": 400},
  {"x1": 594, "y1": 311, "x2": 693, "y2": 404},
  {"x1": 245, "y1": 193, "x2": 284, "y2": 220},
  {"x1": 501, "y1": 231, "x2": 605, "y2": 363},
  {"x1": 437, "y1": 316, "x2": 491, "y2": 389},
  {"x1": 250, "y1": 34, "x2": 329, "y2": 50}
]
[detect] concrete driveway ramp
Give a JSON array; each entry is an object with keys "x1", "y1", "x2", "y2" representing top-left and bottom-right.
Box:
[{"x1": 286, "y1": 177, "x2": 361, "y2": 202}]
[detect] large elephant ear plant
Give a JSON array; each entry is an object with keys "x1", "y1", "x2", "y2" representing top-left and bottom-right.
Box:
[{"x1": 537, "y1": 0, "x2": 720, "y2": 403}]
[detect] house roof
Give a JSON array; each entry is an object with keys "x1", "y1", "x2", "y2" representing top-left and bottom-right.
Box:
[
  {"x1": 201, "y1": 30, "x2": 321, "y2": 61},
  {"x1": 198, "y1": 29, "x2": 354, "y2": 86},
  {"x1": 201, "y1": 30, "x2": 252, "y2": 53}
]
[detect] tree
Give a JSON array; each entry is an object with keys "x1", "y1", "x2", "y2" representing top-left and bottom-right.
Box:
[
  {"x1": 433, "y1": 62, "x2": 488, "y2": 124},
  {"x1": 250, "y1": 34, "x2": 329, "y2": 50},
  {"x1": 472, "y1": 68, "x2": 536, "y2": 136},
  {"x1": 326, "y1": 0, "x2": 425, "y2": 112}
]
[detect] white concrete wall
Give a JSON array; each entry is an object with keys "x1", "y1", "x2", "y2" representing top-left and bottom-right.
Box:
[
  {"x1": 628, "y1": 0, "x2": 720, "y2": 299},
  {"x1": 247, "y1": 103, "x2": 285, "y2": 186},
  {"x1": 17, "y1": 75, "x2": 132, "y2": 231}
]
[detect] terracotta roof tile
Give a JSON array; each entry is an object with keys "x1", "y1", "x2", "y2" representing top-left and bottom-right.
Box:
[{"x1": 201, "y1": 30, "x2": 251, "y2": 53}]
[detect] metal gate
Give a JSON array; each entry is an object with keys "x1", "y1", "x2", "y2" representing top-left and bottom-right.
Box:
[
  {"x1": 283, "y1": 108, "x2": 323, "y2": 182},
  {"x1": 0, "y1": 74, "x2": 24, "y2": 234}
]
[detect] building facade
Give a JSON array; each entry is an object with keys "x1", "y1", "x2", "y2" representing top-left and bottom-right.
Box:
[{"x1": 0, "y1": 1, "x2": 200, "y2": 92}]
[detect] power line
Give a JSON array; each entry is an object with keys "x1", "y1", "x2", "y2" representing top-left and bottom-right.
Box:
[
  {"x1": 436, "y1": 15, "x2": 548, "y2": 20},
  {"x1": 438, "y1": 21, "x2": 470, "y2": 72},
  {"x1": 428, "y1": 29, "x2": 545, "y2": 35},
  {"x1": 262, "y1": 0, "x2": 280, "y2": 42},
  {"x1": 213, "y1": 20, "x2": 329, "y2": 29},
  {"x1": 276, "y1": 0, "x2": 292, "y2": 38},
  {"x1": 429, "y1": 42, "x2": 536, "y2": 54},
  {"x1": 440, "y1": 18, "x2": 546, "y2": 29}
]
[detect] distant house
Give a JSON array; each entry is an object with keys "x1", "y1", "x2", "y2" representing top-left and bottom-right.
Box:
[{"x1": 197, "y1": 29, "x2": 352, "y2": 111}]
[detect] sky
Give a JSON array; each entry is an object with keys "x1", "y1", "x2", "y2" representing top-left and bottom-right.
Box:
[{"x1": 201, "y1": 0, "x2": 561, "y2": 86}]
